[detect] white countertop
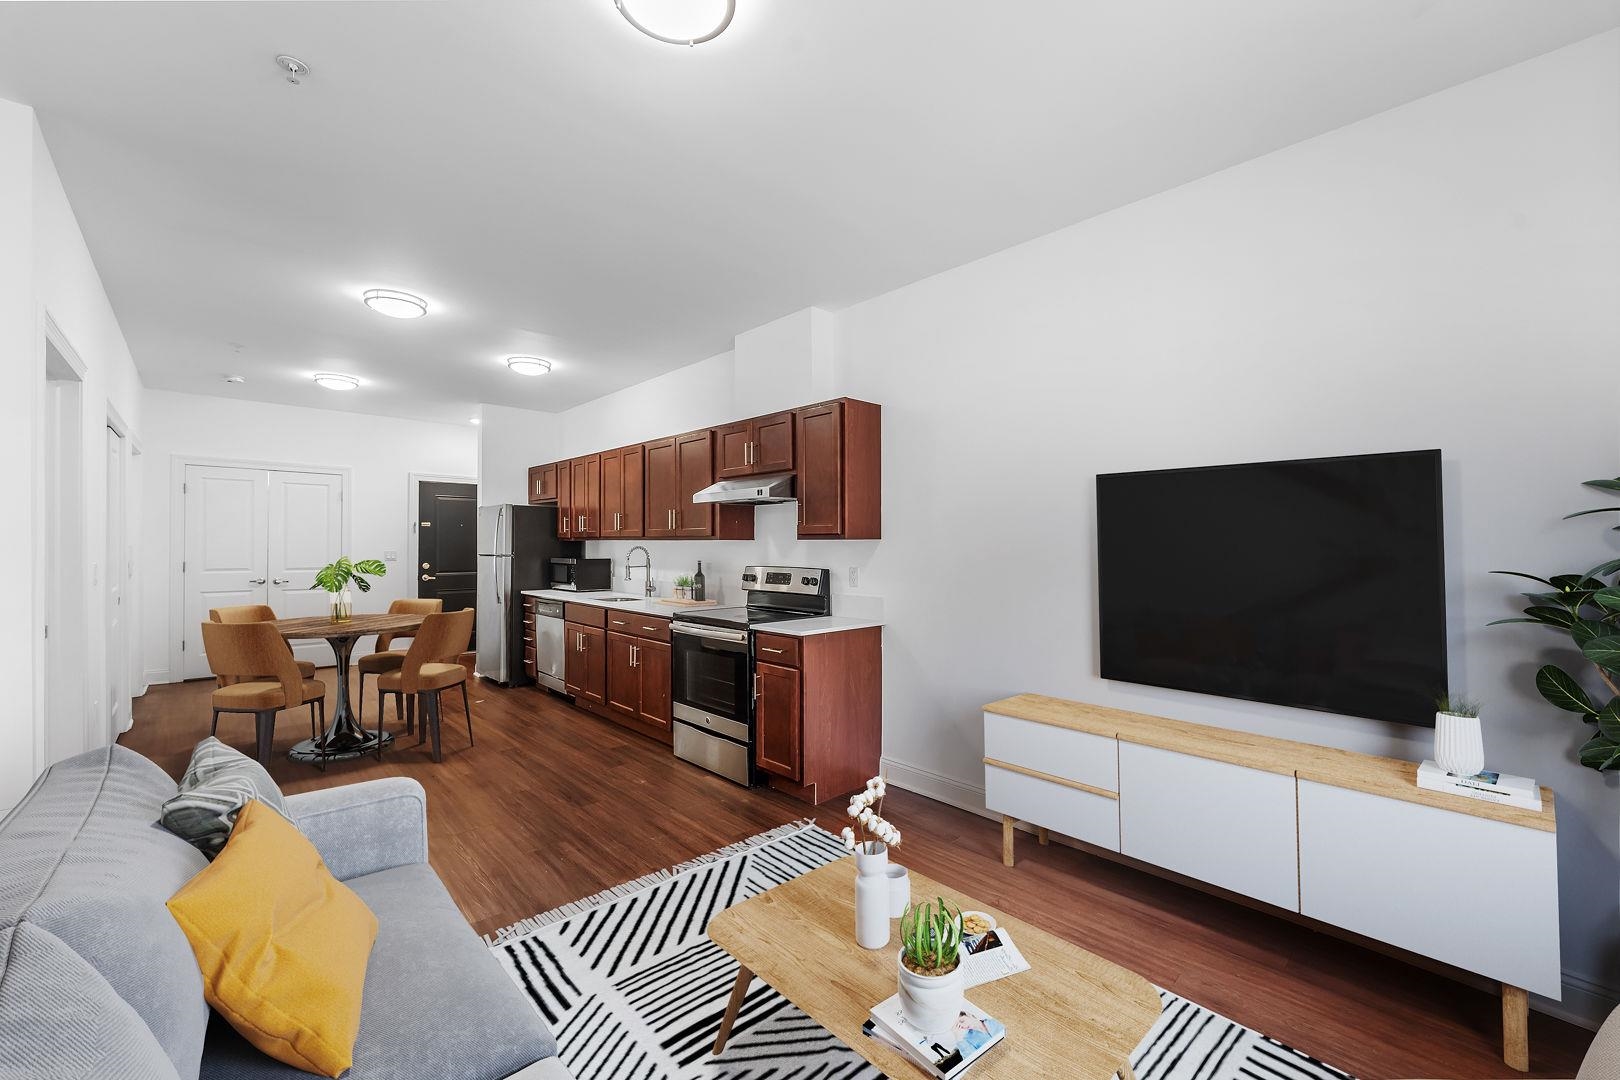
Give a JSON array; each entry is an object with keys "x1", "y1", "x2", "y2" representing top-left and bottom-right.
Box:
[{"x1": 519, "y1": 589, "x2": 883, "y2": 637}]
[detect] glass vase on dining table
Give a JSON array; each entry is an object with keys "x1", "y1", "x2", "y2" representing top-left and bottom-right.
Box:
[{"x1": 330, "y1": 587, "x2": 353, "y2": 623}]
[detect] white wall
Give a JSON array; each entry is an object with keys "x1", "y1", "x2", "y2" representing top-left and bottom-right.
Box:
[
  {"x1": 140, "y1": 390, "x2": 477, "y2": 683},
  {"x1": 0, "y1": 100, "x2": 147, "y2": 811},
  {"x1": 479, "y1": 33, "x2": 1620, "y2": 1019}
]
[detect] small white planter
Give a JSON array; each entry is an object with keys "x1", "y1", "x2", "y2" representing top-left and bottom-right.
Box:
[
  {"x1": 853, "y1": 842, "x2": 890, "y2": 949},
  {"x1": 896, "y1": 951, "x2": 965, "y2": 1036},
  {"x1": 1434, "y1": 710, "x2": 1485, "y2": 777}
]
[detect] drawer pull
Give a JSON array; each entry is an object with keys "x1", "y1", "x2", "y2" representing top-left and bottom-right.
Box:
[{"x1": 760, "y1": 647, "x2": 784, "y2": 654}]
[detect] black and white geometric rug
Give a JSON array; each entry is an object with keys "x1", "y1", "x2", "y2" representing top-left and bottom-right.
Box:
[{"x1": 489, "y1": 822, "x2": 1356, "y2": 1080}]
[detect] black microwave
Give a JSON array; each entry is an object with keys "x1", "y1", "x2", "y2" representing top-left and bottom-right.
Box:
[{"x1": 549, "y1": 557, "x2": 611, "y2": 592}]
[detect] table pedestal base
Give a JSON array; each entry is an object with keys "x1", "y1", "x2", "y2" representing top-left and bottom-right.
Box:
[{"x1": 290, "y1": 729, "x2": 394, "y2": 763}]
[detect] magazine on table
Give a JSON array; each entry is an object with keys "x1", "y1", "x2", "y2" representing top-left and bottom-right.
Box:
[
  {"x1": 864, "y1": 995, "x2": 1006, "y2": 1078},
  {"x1": 959, "y1": 924, "x2": 1030, "y2": 987}
]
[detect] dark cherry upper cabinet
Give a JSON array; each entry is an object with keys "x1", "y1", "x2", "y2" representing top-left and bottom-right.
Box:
[
  {"x1": 528, "y1": 463, "x2": 558, "y2": 504},
  {"x1": 717, "y1": 412, "x2": 795, "y2": 479},
  {"x1": 795, "y1": 399, "x2": 881, "y2": 539},
  {"x1": 600, "y1": 444, "x2": 644, "y2": 538},
  {"x1": 569, "y1": 455, "x2": 601, "y2": 538},
  {"x1": 675, "y1": 429, "x2": 754, "y2": 540},
  {"x1": 554, "y1": 459, "x2": 574, "y2": 539},
  {"x1": 643, "y1": 437, "x2": 679, "y2": 538},
  {"x1": 754, "y1": 660, "x2": 803, "y2": 781}
]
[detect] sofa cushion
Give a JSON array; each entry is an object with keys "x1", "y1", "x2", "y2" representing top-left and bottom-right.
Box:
[
  {"x1": 0, "y1": 745, "x2": 211, "y2": 1080},
  {"x1": 199, "y1": 863, "x2": 557, "y2": 1080},
  {"x1": 160, "y1": 737, "x2": 289, "y2": 858}
]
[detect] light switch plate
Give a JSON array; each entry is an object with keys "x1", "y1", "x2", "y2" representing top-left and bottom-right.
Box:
[{"x1": 383, "y1": 550, "x2": 398, "y2": 562}]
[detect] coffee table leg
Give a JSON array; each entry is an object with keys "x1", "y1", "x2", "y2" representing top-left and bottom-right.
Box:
[
  {"x1": 713, "y1": 964, "x2": 753, "y2": 1054},
  {"x1": 1120, "y1": 1058, "x2": 1139, "y2": 1080}
]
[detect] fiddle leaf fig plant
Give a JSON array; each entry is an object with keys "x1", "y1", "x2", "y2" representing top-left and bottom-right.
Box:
[
  {"x1": 314, "y1": 556, "x2": 387, "y2": 594},
  {"x1": 1491, "y1": 475, "x2": 1620, "y2": 772}
]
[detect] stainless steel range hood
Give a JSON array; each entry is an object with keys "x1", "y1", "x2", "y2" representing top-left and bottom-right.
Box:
[{"x1": 691, "y1": 472, "x2": 796, "y2": 505}]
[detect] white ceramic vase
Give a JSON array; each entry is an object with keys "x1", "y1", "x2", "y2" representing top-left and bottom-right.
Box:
[
  {"x1": 853, "y1": 842, "x2": 890, "y2": 949},
  {"x1": 896, "y1": 950, "x2": 965, "y2": 1036},
  {"x1": 1434, "y1": 711, "x2": 1484, "y2": 777}
]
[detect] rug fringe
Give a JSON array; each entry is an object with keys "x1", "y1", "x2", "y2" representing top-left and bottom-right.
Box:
[{"x1": 484, "y1": 818, "x2": 821, "y2": 946}]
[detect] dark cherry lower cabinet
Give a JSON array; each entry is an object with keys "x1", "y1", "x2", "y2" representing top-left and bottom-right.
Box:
[
  {"x1": 563, "y1": 622, "x2": 606, "y2": 707},
  {"x1": 753, "y1": 627, "x2": 882, "y2": 805},
  {"x1": 606, "y1": 631, "x2": 671, "y2": 738}
]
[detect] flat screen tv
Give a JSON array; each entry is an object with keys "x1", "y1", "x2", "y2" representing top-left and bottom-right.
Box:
[{"x1": 1096, "y1": 450, "x2": 1447, "y2": 726}]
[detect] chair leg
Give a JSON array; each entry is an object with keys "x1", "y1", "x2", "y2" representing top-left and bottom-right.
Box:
[
  {"x1": 411, "y1": 695, "x2": 423, "y2": 746},
  {"x1": 461, "y1": 682, "x2": 473, "y2": 747},
  {"x1": 426, "y1": 692, "x2": 443, "y2": 763},
  {"x1": 395, "y1": 689, "x2": 408, "y2": 733},
  {"x1": 308, "y1": 701, "x2": 317, "y2": 740},
  {"x1": 254, "y1": 710, "x2": 275, "y2": 765},
  {"x1": 210, "y1": 708, "x2": 221, "y2": 737},
  {"x1": 357, "y1": 674, "x2": 366, "y2": 728}
]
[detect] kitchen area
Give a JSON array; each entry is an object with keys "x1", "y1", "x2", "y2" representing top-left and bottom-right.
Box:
[{"x1": 477, "y1": 397, "x2": 884, "y2": 807}]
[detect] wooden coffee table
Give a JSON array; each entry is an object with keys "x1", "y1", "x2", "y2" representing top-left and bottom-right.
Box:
[{"x1": 708, "y1": 858, "x2": 1160, "y2": 1079}]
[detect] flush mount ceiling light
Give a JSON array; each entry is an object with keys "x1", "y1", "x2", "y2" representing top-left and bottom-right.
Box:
[
  {"x1": 615, "y1": 0, "x2": 735, "y2": 46},
  {"x1": 506, "y1": 356, "x2": 553, "y2": 377},
  {"x1": 469, "y1": 417, "x2": 482, "y2": 425},
  {"x1": 313, "y1": 372, "x2": 360, "y2": 391},
  {"x1": 362, "y1": 288, "x2": 428, "y2": 319}
]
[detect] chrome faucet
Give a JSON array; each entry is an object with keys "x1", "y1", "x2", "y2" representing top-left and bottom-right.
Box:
[{"x1": 625, "y1": 545, "x2": 654, "y2": 597}]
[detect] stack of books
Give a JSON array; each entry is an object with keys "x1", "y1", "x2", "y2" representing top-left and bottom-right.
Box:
[
  {"x1": 1416, "y1": 760, "x2": 1542, "y2": 810},
  {"x1": 863, "y1": 995, "x2": 1005, "y2": 1078}
]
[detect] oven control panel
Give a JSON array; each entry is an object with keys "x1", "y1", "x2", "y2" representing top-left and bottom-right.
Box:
[{"x1": 740, "y1": 565, "x2": 829, "y2": 596}]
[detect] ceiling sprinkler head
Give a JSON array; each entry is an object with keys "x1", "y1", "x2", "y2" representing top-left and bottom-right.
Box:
[
  {"x1": 222, "y1": 375, "x2": 246, "y2": 384},
  {"x1": 274, "y1": 55, "x2": 309, "y2": 85}
]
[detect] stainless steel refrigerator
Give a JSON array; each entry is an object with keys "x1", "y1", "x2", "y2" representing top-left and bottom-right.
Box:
[{"x1": 476, "y1": 504, "x2": 580, "y2": 686}]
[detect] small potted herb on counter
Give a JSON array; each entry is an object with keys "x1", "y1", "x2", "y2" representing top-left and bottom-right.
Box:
[{"x1": 674, "y1": 574, "x2": 694, "y2": 600}]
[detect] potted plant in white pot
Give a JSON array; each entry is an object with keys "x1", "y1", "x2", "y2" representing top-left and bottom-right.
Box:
[
  {"x1": 1433, "y1": 694, "x2": 1485, "y2": 777},
  {"x1": 673, "y1": 574, "x2": 694, "y2": 600},
  {"x1": 896, "y1": 897, "x2": 964, "y2": 1035}
]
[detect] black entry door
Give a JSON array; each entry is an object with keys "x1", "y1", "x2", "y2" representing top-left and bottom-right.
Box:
[{"x1": 419, "y1": 481, "x2": 478, "y2": 630}]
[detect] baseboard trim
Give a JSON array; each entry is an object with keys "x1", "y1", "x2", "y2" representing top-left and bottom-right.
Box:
[
  {"x1": 144, "y1": 668, "x2": 174, "y2": 687},
  {"x1": 880, "y1": 753, "x2": 1615, "y2": 1032}
]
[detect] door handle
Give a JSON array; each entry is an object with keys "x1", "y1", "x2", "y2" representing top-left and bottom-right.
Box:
[
  {"x1": 272, "y1": 578, "x2": 290, "y2": 586},
  {"x1": 248, "y1": 577, "x2": 267, "y2": 585},
  {"x1": 421, "y1": 574, "x2": 436, "y2": 581}
]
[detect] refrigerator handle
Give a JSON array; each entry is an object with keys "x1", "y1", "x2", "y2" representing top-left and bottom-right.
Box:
[
  {"x1": 496, "y1": 556, "x2": 504, "y2": 605},
  {"x1": 497, "y1": 505, "x2": 506, "y2": 553}
]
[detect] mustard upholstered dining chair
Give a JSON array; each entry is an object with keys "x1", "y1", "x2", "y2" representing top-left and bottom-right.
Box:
[
  {"x1": 209, "y1": 604, "x2": 319, "y2": 686},
  {"x1": 376, "y1": 609, "x2": 476, "y2": 763},
  {"x1": 200, "y1": 621, "x2": 328, "y2": 766},
  {"x1": 357, "y1": 597, "x2": 442, "y2": 731}
]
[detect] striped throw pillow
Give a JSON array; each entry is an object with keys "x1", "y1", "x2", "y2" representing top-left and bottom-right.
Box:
[{"x1": 160, "y1": 737, "x2": 292, "y2": 857}]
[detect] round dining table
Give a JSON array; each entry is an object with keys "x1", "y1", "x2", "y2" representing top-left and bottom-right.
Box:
[{"x1": 275, "y1": 612, "x2": 426, "y2": 763}]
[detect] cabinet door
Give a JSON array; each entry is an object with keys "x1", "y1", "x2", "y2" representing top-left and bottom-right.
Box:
[
  {"x1": 600, "y1": 449, "x2": 624, "y2": 536},
  {"x1": 578, "y1": 624, "x2": 607, "y2": 705},
  {"x1": 617, "y1": 443, "x2": 644, "y2": 537},
  {"x1": 674, "y1": 430, "x2": 715, "y2": 538},
  {"x1": 643, "y1": 438, "x2": 678, "y2": 538},
  {"x1": 715, "y1": 420, "x2": 754, "y2": 480},
  {"x1": 754, "y1": 661, "x2": 802, "y2": 780},
  {"x1": 796, "y1": 402, "x2": 843, "y2": 536},
  {"x1": 573, "y1": 454, "x2": 601, "y2": 538},
  {"x1": 605, "y1": 630, "x2": 640, "y2": 716},
  {"x1": 555, "y1": 461, "x2": 574, "y2": 539},
  {"x1": 752, "y1": 411, "x2": 795, "y2": 474},
  {"x1": 528, "y1": 464, "x2": 556, "y2": 504},
  {"x1": 635, "y1": 639, "x2": 672, "y2": 731},
  {"x1": 563, "y1": 621, "x2": 588, "y2": 696}
]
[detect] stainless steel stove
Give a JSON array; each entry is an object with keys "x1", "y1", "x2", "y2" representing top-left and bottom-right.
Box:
[{"x1": 670, "y1": 565, "x2": 830, "y2": 785}]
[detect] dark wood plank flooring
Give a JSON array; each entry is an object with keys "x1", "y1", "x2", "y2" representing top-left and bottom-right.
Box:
[{"x1": 124, "y1": 671, "x2": 1593, "y2": 1079}]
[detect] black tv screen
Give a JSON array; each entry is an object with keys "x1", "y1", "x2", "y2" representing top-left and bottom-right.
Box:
[{"x1": 1096, "y1": 450, "x2": 1447, "y2": 727}]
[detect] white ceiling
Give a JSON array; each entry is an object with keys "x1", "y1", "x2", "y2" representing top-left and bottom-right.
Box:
[{"x1": 2, "y1": 1, "x2": 1616, "y2": 425}]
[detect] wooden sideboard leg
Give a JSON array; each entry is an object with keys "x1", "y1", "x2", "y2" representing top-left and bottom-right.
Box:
[
  {"x1": 1001, "y1": 816, "x2": 1015, "y2": 867},
  {"x1": 1037, "y1": 826, "x2": 1050, "y2": 846},
  {"x1": 713, "y1": 964, "x2": 753, "y2": 1054},
  {"x1": 1502, "y1": 983, "x2": 1529, "y2": 1072}
]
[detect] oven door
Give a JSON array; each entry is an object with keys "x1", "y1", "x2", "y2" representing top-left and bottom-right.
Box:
[{"x1": 671, "y1": 623, "x2": 752, "y2": 742}]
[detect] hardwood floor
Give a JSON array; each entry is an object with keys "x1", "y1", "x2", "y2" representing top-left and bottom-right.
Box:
[{"x1": 125, "y1": 671, "x2": 1594, "y2": 1079}]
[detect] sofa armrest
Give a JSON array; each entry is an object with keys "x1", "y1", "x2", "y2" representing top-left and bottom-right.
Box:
[
  {"x1": 503, "y1": 1059, "x2": 573, "y2": 1080},
  {"x1": 283, "y1": 777, "x2": 428, "y2": 881}
]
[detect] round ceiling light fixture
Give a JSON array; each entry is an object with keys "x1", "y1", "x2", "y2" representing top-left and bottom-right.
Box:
[
  {"x1": 313, "y1": 372, "x2": 360, "y2": 391},
  {"x1": 362, "y1": 288, "x2": 428, "y2": 319},
  {"x1": 506, "y1": 356, "x2": 553, "y2": 377},
  {"x1": 614, "y1": 0, "x2": 734, "y2": 46},
  {"x1": 469, "y1": 416, "x2": 482, "y2": 425}
]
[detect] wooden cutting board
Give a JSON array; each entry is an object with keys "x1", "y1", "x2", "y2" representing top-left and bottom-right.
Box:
[{"x1": 655, "y1": 598, "x2": 719, "y2": 607}]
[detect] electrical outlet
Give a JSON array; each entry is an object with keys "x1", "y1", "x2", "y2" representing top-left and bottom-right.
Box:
[
  {"x1": 382, "y1": 550, "x2": 398, "y2": 562},
  {"x1": 848, "y1": 566, "x2": 859, "y2": 588}
]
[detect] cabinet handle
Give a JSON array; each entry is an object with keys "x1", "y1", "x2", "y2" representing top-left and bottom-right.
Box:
[
  {"x1": 641, "y1": 625, "x2": 658, "y2": 632},
  {"x1": 630, "y1": 644, "x2": 638, "y2": 668},
  {"x1": 753, "y1": 673, "x2": 761, "y2": 703},
  {"x1": 760, "y1": 646, "x2": 783, "y2": 654}
]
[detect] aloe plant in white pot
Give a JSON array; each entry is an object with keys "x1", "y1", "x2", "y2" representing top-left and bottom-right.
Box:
[{"x1": 896, "y1": 897, "x2": 964, "y2": 1035}]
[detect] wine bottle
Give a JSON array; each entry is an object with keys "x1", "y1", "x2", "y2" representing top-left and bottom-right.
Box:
[{"x1": 692, "y1": 561, "x2": 706, "y2": 602}]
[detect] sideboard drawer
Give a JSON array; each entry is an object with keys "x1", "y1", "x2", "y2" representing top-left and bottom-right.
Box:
[
  {"x1": 984, "y1": 712, "x2": 1117, "y2": 792},
  {"x1": 985, "y1": 764, "x2": 1119, "y2": 852}
]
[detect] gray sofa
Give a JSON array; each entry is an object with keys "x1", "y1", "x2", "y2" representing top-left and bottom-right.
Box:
[{"x1": 0, "y1": 744, "x2": 567, "y2": 1080}]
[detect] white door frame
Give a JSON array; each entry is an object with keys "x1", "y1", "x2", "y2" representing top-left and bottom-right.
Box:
[
  {"x1": 35, "y1": 313, "x2": 87, "y2": 775},
  {"x1": 167, "y1": 455, "x2": 352, "y2": 683},
  {"x1": 406, "y1": 472, "x2": 478, "y2": 599}
]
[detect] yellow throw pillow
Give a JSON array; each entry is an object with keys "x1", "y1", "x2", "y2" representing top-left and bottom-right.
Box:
[{"x1": 167, "y1": 798, "x2": 378, "y2": 1078}]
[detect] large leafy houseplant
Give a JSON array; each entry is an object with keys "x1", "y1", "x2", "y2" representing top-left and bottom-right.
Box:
[
  {"x1": 1491, "y1": 475, "x2": 1620, "y2": 771},
  {"x1": 314, "y1": 556, "x2": 387, "y2": 594}
]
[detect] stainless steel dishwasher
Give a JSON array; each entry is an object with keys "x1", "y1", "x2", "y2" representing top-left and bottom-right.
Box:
[{"x1": 531, "y1": 599, "x2": 567, "y2": 692}]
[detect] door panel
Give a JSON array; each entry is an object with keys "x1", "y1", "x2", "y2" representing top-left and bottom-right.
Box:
[
  {"x1": 105, "y1": 428, "x2": 126, "y2": 740},
  {"x1": 674, "y1": 430, "x2": 714, "y2": 538},
  {"x1": 615, "y1": 444, "x2": 644, "y2": 537},
  {"x1": 796, "y1": 402, "x2": 843, "y2": 536},
  {"x1": 606, "y1": 631, "x2": 639, "y2": 716},
  {"x1": 644, "y1": 438, "x2": 677, "y2": 538},
  {"x1": 636, "y1": 639, "x2": 671, "y2": 731},
  {"x1": 183, "y1": 466, "x2": 268, "y2": 679},
  {"x1": 556, "y1": 460, "x2": 574, "y2": 539},
  {"x1": 600, "y1": 450, "x2": 624, "y2": 537},
  {"x1": 268, "y1": 471, "x2": 342, "y2": 666},
  {"x1": 755, "y1": 660, "x2": 802, "y2": 780},
  {"x1": 419, "y1": 481, "x2": 478, "y2": 621},
  {"x1": 752, "y1": 412, "x2": 795, "y2": 474},
  {"x1": 715, "y1": 420, "x2": 753, "y2": 479}
]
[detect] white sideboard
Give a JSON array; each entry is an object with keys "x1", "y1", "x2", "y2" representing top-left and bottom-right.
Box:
[{"x1": 982, "y1": 694, "x2": 1559, "y2": 1072}]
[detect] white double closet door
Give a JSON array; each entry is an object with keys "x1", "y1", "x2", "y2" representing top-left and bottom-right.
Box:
[{"x1": 182, "y1": 465, "x2": 343, "y2": 680}]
